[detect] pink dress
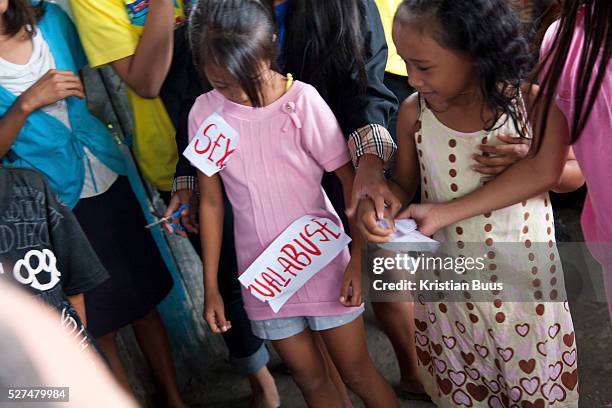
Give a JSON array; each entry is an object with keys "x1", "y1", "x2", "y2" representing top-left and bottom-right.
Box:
[
  {"x1": 542, "y1": 8, "x2": 612, "y2": 318},
  {"x1": 188, "y1": 81, "x2": 358, "y2": 321}
]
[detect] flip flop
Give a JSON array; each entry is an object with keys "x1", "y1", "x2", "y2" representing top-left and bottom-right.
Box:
[{"x1": 393, "y1": 385, "x2": 432, "y2": 402}]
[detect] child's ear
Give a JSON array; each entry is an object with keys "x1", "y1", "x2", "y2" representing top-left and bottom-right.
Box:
[{"x1": 272, "y1": 33, "x2": 278, "y2": 43}]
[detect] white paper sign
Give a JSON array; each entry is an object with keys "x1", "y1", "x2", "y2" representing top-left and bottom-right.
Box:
[
  {"x1": 239, "y1": 216, "x2": 351, "y2": 313},
  {"x1": 183, "y1": 112, "x2": 239, "y2": 176},
  {"x1": 377, "y1": 219, "x2": 440, "y2": 252}
]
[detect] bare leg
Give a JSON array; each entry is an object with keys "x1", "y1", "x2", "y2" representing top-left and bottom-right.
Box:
[
  {"x1": 132, "y1": 310, "x2": 188, "y2": 408},
  {"x1": 320, "y1": 316, "x2": 399, "y2": 408},
  {"x1": 371, "y1": 302, "x2": 424, "y2": 392},
  {"x1": 313, "y1": 332, "x2": 353, "y2": 408},
  {"x1": 272, "y1": 329, "x2": 343, "y2": 408},
  {"x1": 248, "y1": 366, "x2": 280, "y2": 408},
  {"x1": 96, "y1": 331, "x2": 136, "y2": 399}
]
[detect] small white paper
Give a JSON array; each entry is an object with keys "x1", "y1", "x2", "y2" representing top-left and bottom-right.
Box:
[
  {"x1": 239, "y1": 216, "x2": 351, "y2": 313},
  {"x1": 377, "y1": 218, "x2": 440, "y2": 252},
  {"x1": 183, "y1": 112, "x2": 239, "y2": 176}
]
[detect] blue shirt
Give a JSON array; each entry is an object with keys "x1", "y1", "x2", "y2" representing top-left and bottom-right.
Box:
[
  {"x1": 275, "y1": 0, "x2": 291, "y2": 54},
  {"x1": 0, "y1": 3, "x2": 126, "y2": 208}
]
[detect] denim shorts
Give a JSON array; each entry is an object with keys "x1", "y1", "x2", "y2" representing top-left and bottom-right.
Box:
[{"x1": 250, "y1": 307, "x2": 364, "y2": 341}]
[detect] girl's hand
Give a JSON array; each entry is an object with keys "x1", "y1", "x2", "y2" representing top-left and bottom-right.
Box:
[
  {"x1": 203, "y1": 290, "x2": 231, "y2": 333},
  {"x1": 163, "y1": 189, "x2": 200, "y2": 236},
  {"x1": 356, "y1": 198, "x2": 395, "y2": 243},
  {"x1": 340, "y1": 258, "x2": 363, "y2": 307},
  {"x1": 18, "y1": 69, "x2": 84, "y2": 113},
  {"x1": 397, "y1": 203, "x2": 446, "y2": 237},
  {"x1": 472, "y1": 134, "x2": 531, "y2": 182},
  {"x1": 346, "y1": 155, "x2": 402, "y2": 220}
]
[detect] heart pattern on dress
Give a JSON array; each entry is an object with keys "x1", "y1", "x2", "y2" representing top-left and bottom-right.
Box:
[
  {"x1": 562, "y1": 349, "x2": 577, "y2": 367},
  {"x1": 449, "y1": 370, "x2": 467, "y2": 386},
  {"x1": 548, "y1": 361, "x2": 562, "y2": 381},
  {"x1": 520, "y1": 377, "x2": 540, "y2": 396},
  {"x1": 548, "y1": 323, "x2": 561, "y2": 339},
  {"x1": 497, "y1": 347, "x2": 514, "y2": 362},
  {"x1": 452, "y1": 389, "x2": 474, "y2": 407},
  {"x1": 515, "y1": 323, "x2": 530, "y2": 337}
]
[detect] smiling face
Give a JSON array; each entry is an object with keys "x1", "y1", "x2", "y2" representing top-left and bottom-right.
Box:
[{"x1": 392, "y1": 16, "x2": 479, "y2": 107}]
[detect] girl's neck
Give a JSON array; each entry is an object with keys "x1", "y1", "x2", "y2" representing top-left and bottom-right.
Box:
[
  {"x1": 256, "y1": 71, "x2": 289, "y2": 108},
  {"x1": 427, "y1": 87, "x2": 498, "y2": 133}
]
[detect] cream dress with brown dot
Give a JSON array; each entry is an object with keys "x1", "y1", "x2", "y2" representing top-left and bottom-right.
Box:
[{"x1": 413, "y1": 98, "x2": 578, "y2": 407}]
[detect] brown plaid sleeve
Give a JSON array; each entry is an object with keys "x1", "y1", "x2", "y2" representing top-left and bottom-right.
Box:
[
  {"x1": 347, "y1": 124, "x2": 397, "y2": 168},
  {"x1": 172, "y1": 175, "x2": 197, "y2": 192}
]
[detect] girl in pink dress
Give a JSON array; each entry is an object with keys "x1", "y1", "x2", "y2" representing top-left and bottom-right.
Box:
[{"x1": 188, "y1": 1, "x2": 398, "y2": 406}]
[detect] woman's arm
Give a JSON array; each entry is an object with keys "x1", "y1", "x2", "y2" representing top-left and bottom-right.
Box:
[
  {"x1": 0, "y1": 70, "x2": 84, "y2": 157},
  {"x1": 339, "y1": 0, "x2": 400, "y2": 219},
  {"x1": 109, "y1": 0, "x2": 174, "y2": 98},
  {"x1": 357, "y1": 94, "x2": 420, "y2": 242},
  {"x1": 198, "y1": 172, "x2": 231, "y2": 333}
]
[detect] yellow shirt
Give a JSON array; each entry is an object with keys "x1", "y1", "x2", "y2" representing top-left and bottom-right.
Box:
[
  {"x1": 69, "y1": 0, "x2": 184, "y2": 68},
  {"x1": 374, "y1": 0, "x2": 407, "y2": 77},
  {"x1": 68, "y1": 0, "x2": 185, "y2": 191}
]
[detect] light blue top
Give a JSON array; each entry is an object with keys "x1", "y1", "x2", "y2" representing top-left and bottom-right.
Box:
[{"x1": 0, "y1": 3, "x2": 126, "y2": 208}]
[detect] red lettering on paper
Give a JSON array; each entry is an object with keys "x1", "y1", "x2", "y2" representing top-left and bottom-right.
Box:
[
  {"x1": 261, "y1": 272, "x2": 284, "y2": 292},
  {"x1": 280, "y1": 244, "x2": 312, "y2": 267},
  {"x1": 194, "y1": 123, "x2": 216, "y2": 154},
  {"x1": 208, "y1": 133, "x2": 227, "y2": 161},
  {"x1": 304, "y1": 219, "x2": 341, "y2": 242},
  {"x1": 277, "y1": 256, "x2": 302, "y2": 278},
  {"x1": 248, "y1": 277, "x2": 276, "y2": 297},
  {"x1": 215, "y1": 141, "x2": 236, "y2": 168},
  {"x1": 295, "y1": 234, "x2": 323, "y2": 256},
  {"x1": 267, "y1": 267, "x2": 292, "y2": 287}
]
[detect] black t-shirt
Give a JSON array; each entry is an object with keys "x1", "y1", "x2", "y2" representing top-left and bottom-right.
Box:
[{"x1": 0, "y1": 166, "x2": 109, "y2": 350}]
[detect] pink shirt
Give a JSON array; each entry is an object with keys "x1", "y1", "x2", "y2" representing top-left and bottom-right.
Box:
[
  {"x1": 189, "y1": 81, "x2": 356, "y2": 320},
  {"x1": 542, "y1": 10, "x2": 612, "y2": 262}
]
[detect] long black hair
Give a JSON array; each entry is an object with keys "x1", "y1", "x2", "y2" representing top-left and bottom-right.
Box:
[
  {"x1": 1, "y1": 0, "x2": 44, "y2": 38},
  {"x1": 395, "y1": 0, "x2": 532, "y2": 137},
  {"x1": 282, "y1": 0, "x2": 367, "y2": 93},
  {"x1": 188, "y1": 0, "x2": 278, "y2": 107},
  {"x1": 530, "y1": 0, "x2": 611, "y2": 151}
]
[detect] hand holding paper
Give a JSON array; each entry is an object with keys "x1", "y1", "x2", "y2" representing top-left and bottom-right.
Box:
[{"x1": 376, "y1": 218, "x2": 440, "y2": 252}]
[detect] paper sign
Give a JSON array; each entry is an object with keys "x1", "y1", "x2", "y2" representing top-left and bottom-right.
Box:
[
  {"x1": 239, "y1": 216, "x2": 351, "y2": 313},
  {"x1": 377, "y1": 219, "x2": 440, "y2": 252},
  {"x1": 183, "y1": 112, "x2": 239, "y2": 176}
]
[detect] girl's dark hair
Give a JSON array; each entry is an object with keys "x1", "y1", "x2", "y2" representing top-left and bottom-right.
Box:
[
  {"x1": 2, "y1": 0, "x2": 44, "y2": 38},
  {"x1": 282, "y1": 0, "x2": 367, "y2": 93},
  {"x1": 188, "y1": 0, "x2": 278, "y2": 107},
  {"x1": 396, "y1": 0, "x2": 532, "y2": 137},
  {"x1": 530, "y1": 0, "x2": 611, "y2": 151}
]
